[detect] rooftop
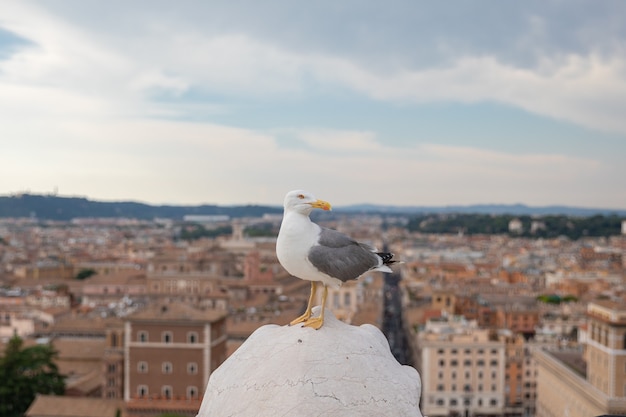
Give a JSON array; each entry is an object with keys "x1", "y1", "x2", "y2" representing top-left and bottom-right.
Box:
[
  {"x1": 25, "y1": 395, "x2": 123, "y2": 417},
  {"x1": 128, "y1": 303, "x2": 227, "y2": 323}
]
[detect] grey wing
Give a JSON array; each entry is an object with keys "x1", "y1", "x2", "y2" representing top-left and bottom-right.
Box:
[{"x1": 308, "y1": 227, "x2": 379, "y2": 282}]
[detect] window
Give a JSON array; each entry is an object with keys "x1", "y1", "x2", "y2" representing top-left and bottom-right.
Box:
[
  {"x1": 344, "y1": 292, "x2": 351, "y2": 306},
  {"x1": 188, "y1": 362, "x2": 198, "y2": 375},
  {"x1": 490, "y1": 399, "x2": 498, "y2": 406},
  {"x1": 137, "y1": 385, "x2": 148, "y2": 398},
  {"x1": 138, "y1": 331, "x2": 148, "y2": 343},
  {"x1": 162, "y1": 362, "x2": 173, "y2": 374},
  {"x1": 162, "y1": 331, "x2": 173, "y2": 343},
  {"x1": 464, "y1": 359, "x2": 472, "y2": 366},
  {"x1": 490, "y1": 360, "x2": 498, "y2": 366},
  {"x1": 108, "y1": 363, "x2": 116, "y2": 373},
  {"x1": 439, "y1": 360, "x2": 445, "y2": 366},
  {"x1": 162, "y1": 385, "x2": 172, "y2": 399},
  {"x1": 188, "y1": 332, "x2": 198, "y2": 344},
  {"x1": 187, "y1": 386, "x2": 199, "y2": 399},
  {"x1": 450, "y1": 399, "x2": 458, "y2": 406},
  {"x1": 450, "y1": 360, "x2": 458, "y2": 367},
  {"x1": 436, "y1": 399, "x2": 444, "y2": 406},
  {"x1": 437, "y1": 349, "x2": 445, "y2": 355},
  {"x1": 477, "y1": 359, "x2": 485, "y2": 366},
  {"x1": 451, "y1": 371, "x2": 457, "y2": 380},
  {"x1": 451, "y1": 384, "x2": 456, "y2": 391},
  {"x1": 137, "y1": 361, "x2": 148, "y2": 373},
  {"x1": 437, "y1": 384, "x2": 444, "y2": 391},
  {"x1": 451, "y1": 349, "x2": 458, "y2": 355}
]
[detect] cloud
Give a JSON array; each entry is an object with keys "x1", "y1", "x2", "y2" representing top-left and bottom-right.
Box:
[
  {"x1": 3, "y1": 2, "x2": 626, "y2": 136},
  {"x1": 313, "y1": 53, "x2": 626, "y2": 135},
  {"x1": 2, "y1": 105, "x2": 614, "y2": 207},
  {"x1": 0, "y1": 1, "x2": 624, "y2": 209},
  {"x1": 2, "y1": 1, "x2": 626, "y2": 138}
]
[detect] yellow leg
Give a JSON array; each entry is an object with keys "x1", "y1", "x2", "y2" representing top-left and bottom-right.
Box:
[
  {"x1": 303, "y1": 285, "x2": 327, "y2": 330},
  {"x1": 290, "y1": 281, "x2": 317, "y2": 326}
]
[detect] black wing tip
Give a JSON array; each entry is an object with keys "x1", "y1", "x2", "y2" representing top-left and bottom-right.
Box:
[{"x1": 376, "y1": 252, "x2": 398, "y2": 266}]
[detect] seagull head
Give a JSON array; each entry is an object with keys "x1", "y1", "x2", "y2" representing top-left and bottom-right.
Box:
[{"x1": 283, "y1": 190, "x2": 332, "y2": 215}]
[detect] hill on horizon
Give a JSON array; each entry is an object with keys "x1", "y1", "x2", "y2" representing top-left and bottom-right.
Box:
[{"x1": 0, "y1": 193, "x2": 624, "y2": 221}]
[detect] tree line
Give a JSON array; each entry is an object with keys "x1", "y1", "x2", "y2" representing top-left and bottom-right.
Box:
[{"x1": 406, "y1": 213, "x2": 624, "y2": 239}]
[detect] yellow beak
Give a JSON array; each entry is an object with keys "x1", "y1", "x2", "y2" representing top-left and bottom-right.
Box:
[{"x1": 310, "y1": 199, "x2": 332, "y2": 211}]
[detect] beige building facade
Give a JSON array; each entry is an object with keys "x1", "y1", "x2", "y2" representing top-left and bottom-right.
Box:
[
  {"x1": 417, "y1": 316, "x2": 506, "y2": 417},
  {"x1": 535, "y1": 300, "x2": 626, "y2": 417}
]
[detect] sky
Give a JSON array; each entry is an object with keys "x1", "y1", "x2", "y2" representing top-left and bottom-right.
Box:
[{"x1": 1, "y1": 1, "x2": 625, "y2": 209}]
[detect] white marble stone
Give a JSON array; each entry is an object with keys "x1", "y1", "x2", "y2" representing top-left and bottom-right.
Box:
[{"x1": 197, "y1": 307, "x2": 423, "y2": 417}]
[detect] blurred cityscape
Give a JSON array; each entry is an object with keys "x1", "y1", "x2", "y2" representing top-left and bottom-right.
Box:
[{"x1": 1, "y1": 211, "x2": 625, "y2": 417}]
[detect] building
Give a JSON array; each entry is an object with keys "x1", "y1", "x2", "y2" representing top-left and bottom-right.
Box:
[
  {"x1": 103, "y1": 320, "x2": 125, "y2": 399},
  {"x1": 495, "y1": 305, "x2": 539, "y2": 336},
  {"x1": 416, "y1": 315, "x2": 506, "y2": 417},
  {"x1": 534, "y1": 300, "x2": 626, "y2": 417},
  {"x1": 585, "y1": 300, "x2": 626, "y2": 398},
  {"x1": 124, "y1": 303, "x2": 227, "y2": 417},
  {"x1": 323, "y1": 279, "x2": 362, "y2": 324},
  {"x1": 432, "y1": 290, "x2": 456, "y2": 315},
  {"x1": 25, "y1": 395, "x2": 122, "y2": 417}
]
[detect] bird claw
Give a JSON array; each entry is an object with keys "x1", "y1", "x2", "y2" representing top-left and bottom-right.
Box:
[
  {"x1": 289, "y1": 312, "x2": 312, "y2": 326},
  {"x1": 302, "y1": 317, "x2": 323, "y2": 330}
]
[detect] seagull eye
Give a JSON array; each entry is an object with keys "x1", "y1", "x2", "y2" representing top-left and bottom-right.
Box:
[{"x1": 297, "y1": 194, "x2": 305, "y2": 199}]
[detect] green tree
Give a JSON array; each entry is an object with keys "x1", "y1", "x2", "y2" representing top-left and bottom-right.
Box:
[
  {"x1": 75, "y1": 268, "x2": 96, "y2": 280},
  {"x1": 0, "y1": 335, "x2": 65, "y2": 417}
]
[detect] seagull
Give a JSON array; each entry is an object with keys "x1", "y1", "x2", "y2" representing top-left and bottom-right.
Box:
[{"x1": 276, "y1": 190, "x2": 397, "y2": 329}]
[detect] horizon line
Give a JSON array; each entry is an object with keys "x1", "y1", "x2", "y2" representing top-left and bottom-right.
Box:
[{"x1": 2, "y1": 191, "x2": 626, "y2": 213}]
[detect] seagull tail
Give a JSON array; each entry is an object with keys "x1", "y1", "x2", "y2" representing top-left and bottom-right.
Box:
[{"x1": 375, "y1": 252, "x2": 401, "y2": 273}]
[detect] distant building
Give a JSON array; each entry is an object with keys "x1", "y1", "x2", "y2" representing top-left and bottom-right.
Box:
[
  {"x1": 534, "y1": 300, "x2": 626, "y2": 417},
  {"x1": 81, "y1": 272, "x2": 147, "y2": 306},
  {"x1": 495, "y1": 304, "x2": 539, "y2": 336},
  {"x1": 416, "y1": 315, "x2": 506, "y2": 417},
  {"x1": 585, "y1": 301, "x2": 626, "y2": 398},
  {"x1": 124, "y1": 303, "x2": 227, "y2": 417},
  {"x1": 103, "y1": 320, "x2": 125, "y2": 400},
  {"x1": 322, "y1": 279, "x2": 362, "y2": 324},
  {"x1": 431, "y1": 290, "x2": 456, "y2": 315},
  {"x1": 25, "y1": 395, "x2": 122, "y2": 417},
  {"x1": 183, "y1": 215, "x2": 230, "y2": 223},
  {"x1": 530, "y1": 220, "x2": 546, "y2": 234},
  {"x1": 508, "y1": 219, "x2": 523, "y2": 234}
]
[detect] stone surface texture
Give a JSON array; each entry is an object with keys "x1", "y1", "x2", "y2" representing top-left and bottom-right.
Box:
[{"x1": 197, "y1": 307, "x2": 423, "y2": 417}]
